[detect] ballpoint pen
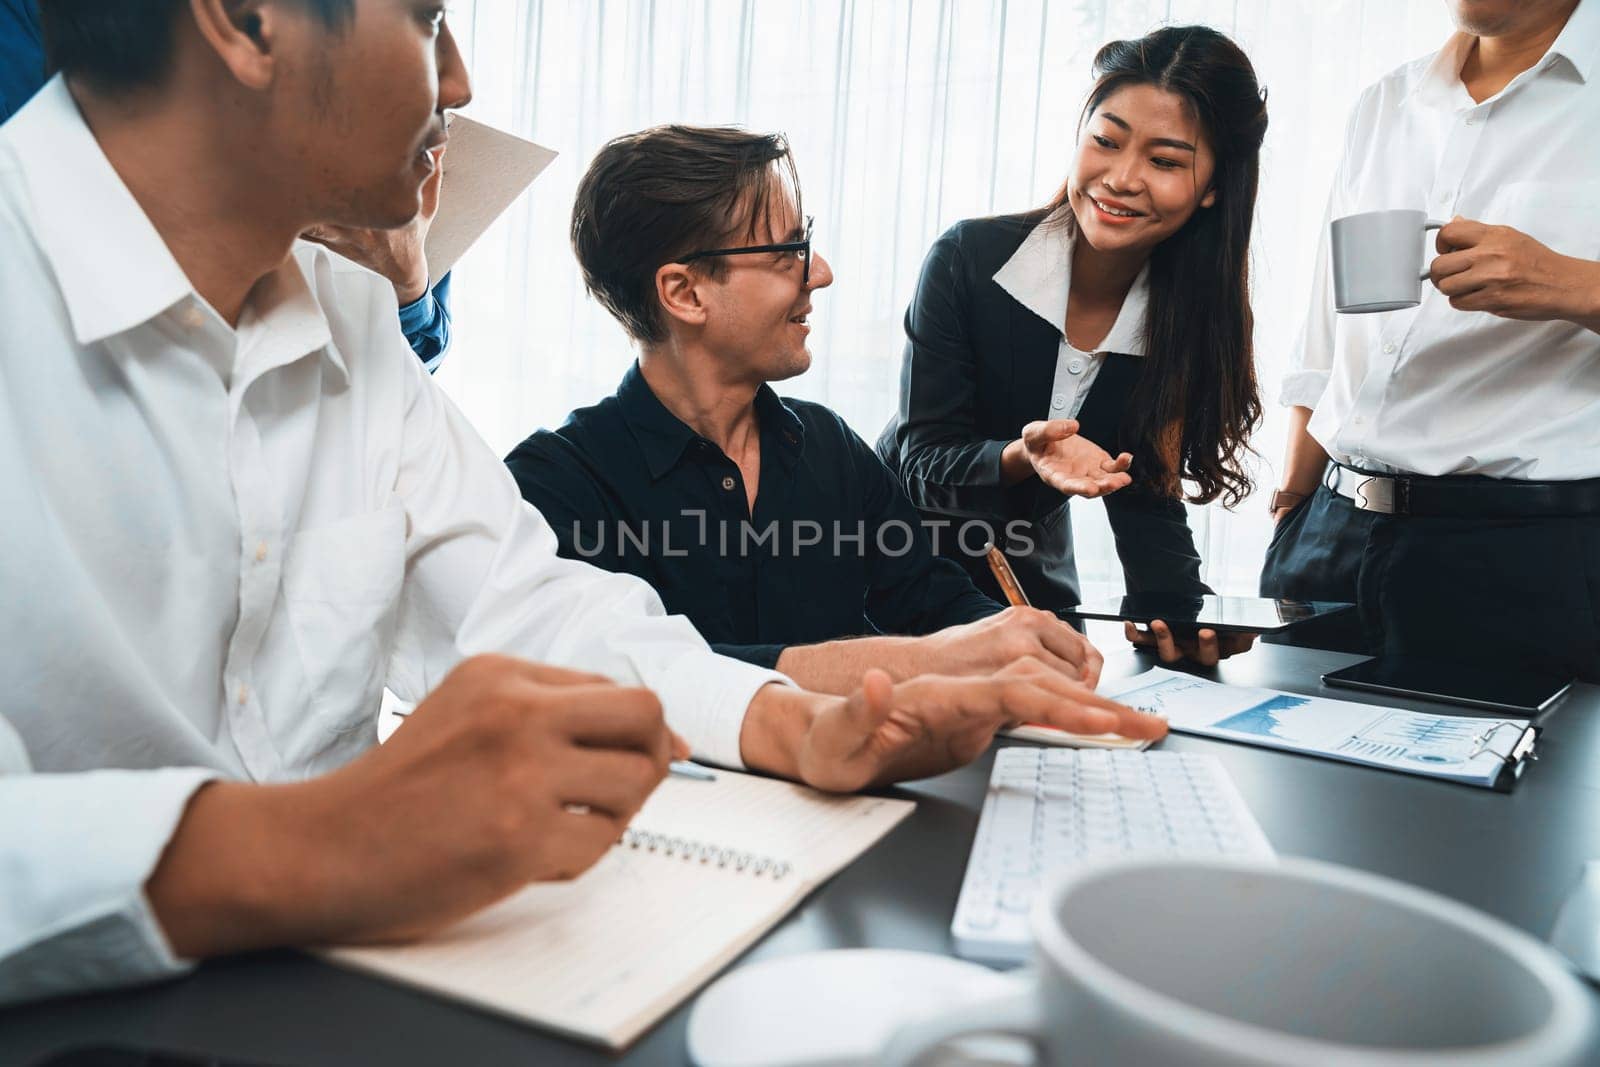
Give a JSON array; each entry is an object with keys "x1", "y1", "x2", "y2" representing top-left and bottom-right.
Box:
[{"x1": 984, "y1": 544, "x2": 1031, "y2": 609}]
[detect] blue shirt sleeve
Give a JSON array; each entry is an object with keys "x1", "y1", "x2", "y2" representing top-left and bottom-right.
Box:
[
  {"x1": 396, "y1": 271, "x2": 452, "y2": 373},
  {"x1": 0, "y1": 1, "x2": 46, "y2": 123}
]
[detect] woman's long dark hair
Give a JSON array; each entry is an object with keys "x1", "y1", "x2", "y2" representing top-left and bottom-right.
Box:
[{"x1": 1047, "y1": 25, "x2": 1267, "y2": 507}]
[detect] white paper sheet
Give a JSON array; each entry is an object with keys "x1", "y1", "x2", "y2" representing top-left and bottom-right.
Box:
[
  {"x1": 1103, "y1": 668, "x2": 1531, "y2": 788},
  {"x1": 424, "y1": 114, "x2": 557, "y2": 278}
]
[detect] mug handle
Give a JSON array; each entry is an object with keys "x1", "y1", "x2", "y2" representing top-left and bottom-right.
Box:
[
  {"x1": 877, "y1": 986, "x2": 1041, "y2": 1066},
  {"x1": 1420, "y1": 218, "x2": 1448, "y2": 281}
]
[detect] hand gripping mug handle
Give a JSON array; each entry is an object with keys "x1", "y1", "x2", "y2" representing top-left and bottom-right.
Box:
[
  {"x1": 878, "y1": 987, "x2": 1041, "y2": 1066},
  {"x1": 1421, "y1": 218, "x2": 1448, "y2": 281}
]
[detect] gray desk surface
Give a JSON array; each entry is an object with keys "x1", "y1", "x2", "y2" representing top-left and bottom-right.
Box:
[{"x1": 3, "y1": 644, "x2": 1598, "y2": 1066}]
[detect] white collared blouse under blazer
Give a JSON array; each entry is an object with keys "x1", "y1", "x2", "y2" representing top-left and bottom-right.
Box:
[
  {"x1": 1283, "y1": 0, "x2": 1600, "y2": 480},
  {"x1": 990, "y1": 211, "x2": 1150, "y2": 421},
  {"x1": 0, "y1": 77, "x2": 787, "y2": 1004}
]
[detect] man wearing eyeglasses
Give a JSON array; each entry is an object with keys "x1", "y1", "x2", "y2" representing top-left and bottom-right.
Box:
[{"x1": 506, "y1": 124, "x2": 1112, "y2": 695}]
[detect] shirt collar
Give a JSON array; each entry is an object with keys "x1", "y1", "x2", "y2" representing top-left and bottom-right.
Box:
[
  {"x1": 1553, "y1": 0, "x2": 1599, "y2": 83},
  {"x1": 6, "y1": 76, "x2": 192, "y2": 346},
  {"x1": 991, "y1": 209, "x2": 1149, "y2": 357},
  {"x1": 1413, "y1": 0, "x2": 1596, "y2": 107},
  {"x1": 616, "y1": 362, "x2": 806, "y2": 481},
  {"x1": 752, "y1": 381, "x2": 806, "y2": 470},
  {"x1": 242, "y1": 245, "x2": 345, "y2": 385},
  {"x1": 6, "y1": 75, "x2": 338, "y2": 381}
]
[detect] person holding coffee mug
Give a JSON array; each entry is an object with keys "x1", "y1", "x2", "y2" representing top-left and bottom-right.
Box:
[
  {"x1": 877, "y1": 25, "x2": 1267, "y2": 667},
  {"x1": 1261, "y1": 0, "x2": 1600, "y2": 681}
]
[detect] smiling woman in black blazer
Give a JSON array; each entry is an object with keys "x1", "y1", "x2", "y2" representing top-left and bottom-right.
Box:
[{"x1": 878, "y1": 25, "x2": 1268, "y2": 664}]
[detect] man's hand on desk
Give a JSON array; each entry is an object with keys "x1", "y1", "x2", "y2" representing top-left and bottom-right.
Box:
[
  {"x1": 1124, "y1": 619, "x2": 1255, "y2": 669},
  {"x1": 1429, "y1": 217, "x2": 1600, "y2": 333},
  {"x1": 739, "y1": 658, "x2": 1167, "y2": 792},
  {"x1": 922, "y1": 606, "x2": 1105, "y2": 688},
  {"x1": 145, "y1": 654, "x2": 684, "y2": 958}
]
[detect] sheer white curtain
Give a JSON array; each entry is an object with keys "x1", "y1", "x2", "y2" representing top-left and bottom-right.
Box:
[{"x1": 437, "y1": 0, "x2": 1453, "y2": 599}]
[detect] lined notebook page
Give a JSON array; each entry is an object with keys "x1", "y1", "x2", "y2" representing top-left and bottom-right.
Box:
[{"x1": 325, "y1": 771, "x2": 913, "y2": 1049}]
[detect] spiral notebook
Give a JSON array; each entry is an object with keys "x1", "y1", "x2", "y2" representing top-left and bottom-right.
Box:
[{"x1": 323, "y1": 770, "x2": 914, "y2": 1049}]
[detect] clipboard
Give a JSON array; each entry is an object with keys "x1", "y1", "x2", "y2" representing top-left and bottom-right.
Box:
[
  {"x1": 423, "y1": 114, "x2": 557, "y2": 278},
  {"x1": 1471, "y1": 720, "x2": 1540, "y2": 793},
  {"x1": 1103, "y1": 667, "x2": 1541, "y2": 792}
]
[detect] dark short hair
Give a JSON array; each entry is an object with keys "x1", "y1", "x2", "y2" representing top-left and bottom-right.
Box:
[
  {"x1": 39, "y1": 0, "x2": 354, "y2": 93},
  {"x1": 571, "y1": 124, "x2": 800, "y2": 345}
]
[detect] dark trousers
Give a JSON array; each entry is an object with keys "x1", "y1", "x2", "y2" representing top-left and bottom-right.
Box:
[{"x1": 1260, "y1": 484, "x2": 1600, "y2": 684}]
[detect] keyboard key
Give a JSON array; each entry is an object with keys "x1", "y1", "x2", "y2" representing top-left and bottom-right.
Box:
[{"x1": 952, "y1": 750, "x2": 1274, "y2": 965}]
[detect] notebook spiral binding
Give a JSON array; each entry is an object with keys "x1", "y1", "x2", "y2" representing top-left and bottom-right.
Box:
[{"x1": 620, "y1": 829, "x2": 793, "y2": 880}]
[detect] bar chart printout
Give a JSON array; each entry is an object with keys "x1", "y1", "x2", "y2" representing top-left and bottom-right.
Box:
[{"x1": 1101, "y1": 668, "x2": 1529, "y2": 787}]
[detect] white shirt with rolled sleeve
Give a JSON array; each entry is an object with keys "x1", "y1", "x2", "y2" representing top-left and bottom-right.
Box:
[
  {"x1": 1283, "y1": 0, "x2": 1600, "y2": 480},
  {"x1": 0, "y1": 77, "x2": 787, "y2": 1004}
]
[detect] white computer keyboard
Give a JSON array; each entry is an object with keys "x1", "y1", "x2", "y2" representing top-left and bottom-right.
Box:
[{"x1": 952, "y1": 748, "x2": 1275, "y2": 965}]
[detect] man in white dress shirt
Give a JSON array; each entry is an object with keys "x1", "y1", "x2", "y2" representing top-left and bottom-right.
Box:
[
  {"x1": 1261, "y1": 0, "x2": 1600, "y2": 681},
  {"x1": 0, "y1": 0, "x2": 1159, "y2": 1005}
]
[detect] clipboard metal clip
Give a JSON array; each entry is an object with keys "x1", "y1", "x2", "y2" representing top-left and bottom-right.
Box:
[{"x1": 1470, "y1": 721, "x2": 1539, "y2": 765}]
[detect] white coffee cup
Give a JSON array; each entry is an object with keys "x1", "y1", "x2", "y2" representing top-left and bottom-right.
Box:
[
  {"x1": 1331, "y1": 209, "x2": 1448, "y2": 313},
  {"x1": 881, "y1": 857, "x2": 1595, "y2": 1066}
]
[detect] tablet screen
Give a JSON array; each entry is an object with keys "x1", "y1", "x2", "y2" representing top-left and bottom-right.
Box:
[
  {"x1": 1323, "y1": 657, "x2": 1573, "y2": 717},
  {"x1": 1064, "y1": 594, "x2": 1355, "y2": 634}
]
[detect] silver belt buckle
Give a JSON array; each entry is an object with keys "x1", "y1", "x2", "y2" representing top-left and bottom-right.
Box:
[{"x1": 1352, "y1": 474, "x2": 1397, "y2": 514}]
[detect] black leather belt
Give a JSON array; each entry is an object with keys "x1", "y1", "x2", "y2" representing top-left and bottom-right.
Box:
[{"x1": 1328, "y1": 463, "x2": 1600, "y2": 518}]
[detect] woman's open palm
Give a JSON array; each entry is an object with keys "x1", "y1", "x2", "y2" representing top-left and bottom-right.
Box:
[{"x1": 1022, "y1": 419, "x2": 1133, "y2": 498}]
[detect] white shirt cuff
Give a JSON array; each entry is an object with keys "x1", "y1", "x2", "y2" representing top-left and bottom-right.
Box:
[
  {"x1": 1279, "y1": 369, "x2": 1330, "y2": 409},
  {"x1": 0, "y1": 766, "x2": 219, "y2": 1005},
  {"x1": 651, "y1": 653, "x2": 794, "y2": 769}
]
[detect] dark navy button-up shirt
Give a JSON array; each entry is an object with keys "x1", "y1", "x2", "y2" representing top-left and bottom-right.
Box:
[{"x1": 505, "y1": 363, "x2": 1002, "y2": 669}]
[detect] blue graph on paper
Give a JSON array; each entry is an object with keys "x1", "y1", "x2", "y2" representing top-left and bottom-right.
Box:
[
  {"x1": 1212, "y1": 695, "x2": 1313, "y2": 740},
  {"x1": 1111, "y1": 675, "x2": 1213, "y2": 715},
  {"x1": 1104, "y1": 667, "x2": 1528, "y2": 786}
]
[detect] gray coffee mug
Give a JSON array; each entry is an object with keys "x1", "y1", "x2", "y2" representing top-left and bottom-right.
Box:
[
  {"x1": 1331, "y1": 209, "x2": 1447, "y2": 313},
  {"x1": 880, "y1": 857, "x2": 1595, "y2": 1066}
]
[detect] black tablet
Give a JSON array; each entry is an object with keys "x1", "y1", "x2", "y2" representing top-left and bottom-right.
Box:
[
  {"x1": 1322, "y1": 656, "x2": 1574, "y2": 716},
  {"x1": 1062, "y1": 594, "x2": 1356, "y2": 635}
]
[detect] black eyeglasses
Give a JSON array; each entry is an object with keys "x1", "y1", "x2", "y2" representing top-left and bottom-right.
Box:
[{"x1": 678, "y1": 216, "x2": 815, "y2": 285}]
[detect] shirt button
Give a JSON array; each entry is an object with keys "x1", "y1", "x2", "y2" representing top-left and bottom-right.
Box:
[
  {"x1": 1353, "y1": 415, "x2": 1366, "y2": 426},
  {"x1": 1067, "y1": 359, "x2": 1085, "y2": 375},
  {"x1": 1465, "y1": 114, "x2": 1479, "y2": 125},
  {"x1": 721, "y1": 476, "x2": 736, "y2": 491},
  {"x1": 1051, "y1": 393, "x2": 1067, "y2": 410},
  {"x1": 254, "y1": 541, "x2": 269, "y2": 562},
  {"x1": 236, "y1": 684, "x2": 249, "y2": 706},
  {"x1": 180, "y1": 303, "x2": 204, "y2": 330},
  {"x1": 1382, "y1": 342, "x2": 1396, "y2": 355}
]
